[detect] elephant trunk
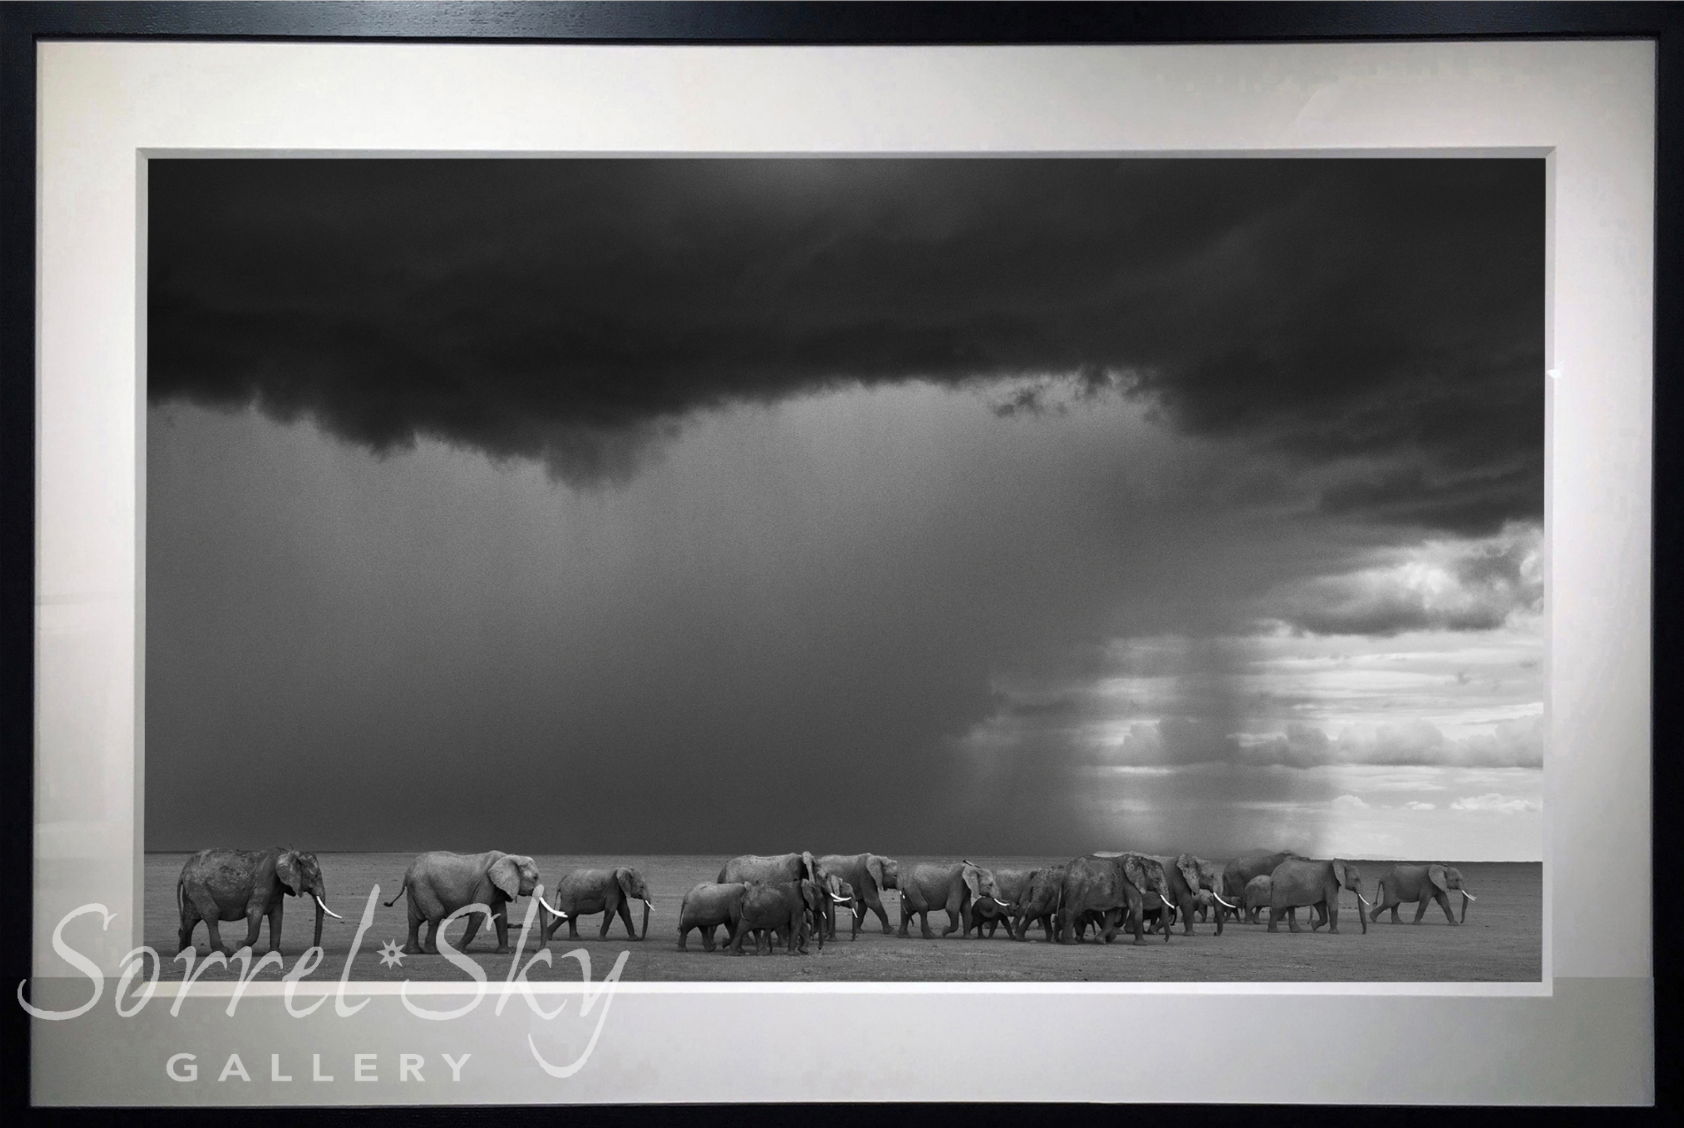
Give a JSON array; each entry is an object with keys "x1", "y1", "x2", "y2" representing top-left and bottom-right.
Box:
[
  {"x1": 1460, "y1": 890, "x2": 1473, "y2": 923},
  {"x1": 640, "y1": 899, "x2": 650, "y2": 941},
  {"x1": 312, "y1": 896, "x2": 325, "y2": 948},
  {"x1": 1356, "y1": 890, "x2": 1368, "y2": 934}
]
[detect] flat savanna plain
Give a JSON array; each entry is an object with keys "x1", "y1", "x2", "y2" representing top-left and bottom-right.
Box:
[{"x1": 145, "y1": 854, "x2": 1541, "y2": 982}]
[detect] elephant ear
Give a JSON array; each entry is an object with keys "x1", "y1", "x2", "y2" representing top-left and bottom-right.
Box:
[
  {"x1": 962, "y1": 865, "x2": 982, "y2": 901},
  {"x1": 867, "y1": 856, "x2": 885, "y2": 892},
  {"x1": 617, "y1": 868, "x2": 637, "y2": 900},
  {"x1": 275, "y1": 850, "x2": 304, "y2": 896},
  {"x1": 1122, "y1": 856, "x2": 1148, "y2": 895},
  {"x1": 801, "y1": 851, "x2": 816, "y2": 882},
  {"x1": 1428, "y1": 864, "x2": 1450, "y2": 895},
  {"x1": 488, "y1": 855, "x2": 522, "y2": 900},
  {"x1": 1176, "y1": 855, "x2": 1201, "y2": 895}
]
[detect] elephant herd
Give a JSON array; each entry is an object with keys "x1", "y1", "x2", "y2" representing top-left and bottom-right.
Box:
[
  {"x1": 174, "y1": 845, "x2": 1478, "y2": 958},
  {"x1": 675, "y1": 849, "x2": 1480, "y2": 955}
]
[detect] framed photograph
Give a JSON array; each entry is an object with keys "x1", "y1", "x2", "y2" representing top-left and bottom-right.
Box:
[{"x1": 2, "y1": 1, "x2": 1675, "y2": 1115}]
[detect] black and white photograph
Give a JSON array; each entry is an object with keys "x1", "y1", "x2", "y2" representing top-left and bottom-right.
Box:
[{"x1": 143, "y1": 155, "x2": 1545, "y2": 983}]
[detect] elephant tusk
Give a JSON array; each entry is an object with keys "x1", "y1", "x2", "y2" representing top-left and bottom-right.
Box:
[
  {"x1": 642, "y1": 899, "x2": 654, "y2": 908},
  {"x1": 992, "y1": 897, "x2": 1012, "y2": 908},
  {"x1": 1355, "y1": 892, "x2": 1372, "y2": 905},
  {"x1": 1462, "y1": 891, "x2": 1477, "y2": 901},
  {"x1": 830, "y1": 894, "x2": 850, "y2": 903},
  {"x1": 1211, "y1": 892, "x2": 1237, "y2": 909},
  {"x1": 314, "y1": 895, "x2": 344, "y2": 921},
  {"x1": 537, "y1": 895, "x2": 568, "y2": 919}
]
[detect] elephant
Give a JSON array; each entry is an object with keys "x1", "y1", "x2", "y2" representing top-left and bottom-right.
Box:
[
  {"x1": 731, "y1": 880, "x2": 828, "y2": 955},
  {"x1": 176, "y1": 847, "x2": 343, "y2": 955},
  {"x1": 718, "y1": 851, "x2": 821, "y2": 886},
  {"x1": 1267, "y1": 858, "x2": 1370, "y2": 934},
  {"x1": 898, "y1": 860, "x2": 1010, "y2": 939},
  {"x1": 1197, "y1": 863, "x2": 1229, "y2": 920},
  {"x1": 541, "y1": 866, "x2": 653, "y2": 942},
  {"x1": 967, "y1": 867, "x2": 1036, "y2": 938},
  {"x1": 1058, "y1": 853, "x2": 1174, "y2": 945},
  {"x1": 385, "y1": 851, "x2": 561, "y2": 954},
  {"x1": 1149, "y1": 854, "x2": 1237, "y2": 936},
  {"x1": 825, "y1": 877, "x2": 859, "y2": 939},
  {"x1": 676, "y1": 882, "x2": 749, "y2": 951},
  {"x1": 1370, "y1": 863, "x2": 1478, "y2": 924},
  {"x1": 1221, "y1": 851, "x2": 1302, "y2": 912},
  {"x1": 1242, "y1": 875, "x2": 1272, "y2": 923},
  {"x1": 1012, "y1": 865, "x2": 1067, "y2": 941},
  {"x1": 815, "y1": 853, "x2": 901, "y2": 937}
]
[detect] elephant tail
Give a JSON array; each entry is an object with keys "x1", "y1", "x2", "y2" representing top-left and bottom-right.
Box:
[
  {"x1": 175, "y1": 875, "x2": 184, "y2": 916},
  {"x1": 382, "y1": 875, "x2": 409, "y2": 908}
]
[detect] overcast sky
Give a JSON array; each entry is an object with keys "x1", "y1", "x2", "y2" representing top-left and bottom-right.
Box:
[{"x1": 146, "y1": 158, "x2": 1544, "y2": 860}]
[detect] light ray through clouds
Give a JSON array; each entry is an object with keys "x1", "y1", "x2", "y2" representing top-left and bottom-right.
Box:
[{"x1": 958, "y1": 528, "x2": 1544, "y2": 859}]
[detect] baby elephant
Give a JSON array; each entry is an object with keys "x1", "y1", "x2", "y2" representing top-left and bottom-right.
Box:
[
  {"x1": 1243, "y1": 875, "x2": 1272, "y2": 924},
  {"x1": 1370, "y1": 863, "x2": 1477, "y2": 924},
  {"x1": 542, "y1": 866, "x2": 654, "y2": 942},
  {"x1": 732, "y1": 880, "x2": 826, "y2": 955},
  {"x1": 677, "y1": 882, "x2": 748, "y2": 951}
]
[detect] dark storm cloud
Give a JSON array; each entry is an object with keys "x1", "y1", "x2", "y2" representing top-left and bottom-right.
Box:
[{"x1": 148, "y1": 158, "x2": 1542, "y2": 529}]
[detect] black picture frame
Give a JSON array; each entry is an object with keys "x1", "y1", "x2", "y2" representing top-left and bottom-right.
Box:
[{"x1": 1, "y1": 3, "x2": 1678, "y2": 1125}]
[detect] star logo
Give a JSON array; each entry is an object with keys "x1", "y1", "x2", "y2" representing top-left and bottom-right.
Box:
[{"x1": 378, "y1": 939, "x2": 405, "y2": 969}]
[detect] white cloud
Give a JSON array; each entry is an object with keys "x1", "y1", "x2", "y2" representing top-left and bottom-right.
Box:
[
  {"x1": 1450, "y1": 793, "x2": 1541, "y2": 814},
  {"x1": 1236, "y1": 713, "x2": 1542, "y2": 769},
  {"x1": 1331, "y1": 794, "x2": 1370, "y2": 810},
  {"x1": 1266, "y1": 523, "x2": 1543, "y2": 637},
  {"x1": 1401, "y1": 800, "x2": 1437, "y2": 810}
]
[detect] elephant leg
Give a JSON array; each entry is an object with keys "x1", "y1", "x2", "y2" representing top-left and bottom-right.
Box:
[
  {"x1": 204, "y1": 918, "x2": 229, "y2": 955},
  {"x1": 177, "y1": 903, "x2": 200, "y2": 953},
  {"x1": 918, "y1": 910, "x2": 933, "y2": 940},
  {"x1": 1327, "y1": 901, "x2": 1340, "y2": 933},
  {"x1": 897, "y1": 897, "x2": 911, "y2": 938},
  {"x1": 493, "y1": 907, "x2": 511, "y2": 952},
  {"x1": 942, "y1": 906, "x2": 961, "y2": 938},
  {"x1": 458, "y1": 909, "x2": 485, "y2": 950},
  {"x1": 237, "y1": 910, "x2": 263, "y2": 953},
  {"x1": 267, "y1": 902, "x2": 284, "y2": 953},
  {"x1": 423, "y1": 917, "x2": 443, "y2": 955},
  {"x1": 1413, "y1": 898, "x2": 1429, "y2": 924},
  {"x1": 867, "y1": 892, "x2": 891, "y2": 935},
  {"x1": 404, "y1": 909, "x2": 424, "y2": 954},
  {"x1": 1438, "y1": 892, "x2": 1457, "y2": 924},
  {"x1": 620, "y1": 899, "x2": 639, "y2": 940},
  {"x1": 1288, "y1": 907, "x2": 1303, "y2": 933}
]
